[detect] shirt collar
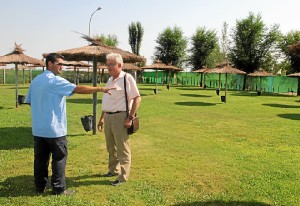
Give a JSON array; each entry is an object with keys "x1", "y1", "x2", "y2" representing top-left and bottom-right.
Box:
[{"x1": 112, "y1": 71, "x2": 126, "y2": 81}]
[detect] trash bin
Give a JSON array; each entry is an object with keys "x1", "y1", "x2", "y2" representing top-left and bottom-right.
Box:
[
  {"x1": 221, "y1": 95, "x2": 226, "y2": 103},
  {"x1": 257, "y1": 91, "x2": 261, "y2": 96},
  {"x1": 18, "y1": 95, "x2": 25, "y2": 104},
  {"x1": 216, "y1": 89, "x2": 220, "y2": 96},
  {"x1": 153, "y1": 88, "x2": 158, "y2": 94},
  {"x1": 81, "y1": 115, "x2": 93, "y2": 132}
]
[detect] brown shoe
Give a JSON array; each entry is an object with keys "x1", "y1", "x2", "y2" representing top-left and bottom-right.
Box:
[{"x1": 52, "y1": 189, "x2": 75, "y2": 196}]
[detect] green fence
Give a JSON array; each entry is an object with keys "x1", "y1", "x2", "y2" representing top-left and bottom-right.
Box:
[
  {"x1": 143, "y1": 71, "x2": 298, "y2": 93},
  {"x1": 1, "y1": 69, "x2": 298, "y2": 94}
]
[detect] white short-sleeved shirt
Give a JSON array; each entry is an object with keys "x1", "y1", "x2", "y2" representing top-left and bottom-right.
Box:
[
  {"x1": 102, "y1": 71, "x2": 140, "y2": 112},
  {"x1": 25, "y1": 70, "x2": 76, "y2": 138}
]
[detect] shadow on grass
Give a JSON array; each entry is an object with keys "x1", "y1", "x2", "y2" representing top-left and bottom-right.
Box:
[
  {"x1": 262, "y1": 103, "x2": 300, "y2": 109},
  {"x1": 175, "y1": 101, "x2": 216, "y2": 106},
  {"x1": 176, "y1": 87, "x2": 202, "y2": 91},
  {"x1": 0, "y1": 127, "x2": 33, "y2": 150},
  {"x1": 0, "y1": 174, "x2": 111, "y2": 197},
  {"x1": 277, "y1": 113, "x2": 300, "y2": 120},
  {"x1": 67, "y1": 98, "x2": 102, "y2": 104},
  {"x1": 173, "y1": 200, "x2": 271, "y2": 206},
  {"x1": 231, "y1": 91, "x2": 293, "y2": 97},
  {"x1": 180, "y1": 94, "x2": 212, "y2": 98},
  {"x1": 0, "y1": 106, "x2": 4, "y2": 110},
  {"x1": 139, "y1": 87, "x2": 161, "y2": 91}
]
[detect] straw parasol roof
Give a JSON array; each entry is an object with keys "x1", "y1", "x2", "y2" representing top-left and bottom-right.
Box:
[
  {"x1": 141, "y1": 60, "x2": 183, "y2": 71},
  {"x1": 247, "y1": 68, "x2": 274, "y2": 77},
  {"x1": 287, "y1": 72, "x2": 300, "y2": 96},
  {"x1": 205, "y1": 65, "x2": 246, "y2": 103},
  {"x1": 248, "y1": 69, "x2": 274, "y2": 96},
  {"x1": 205, "y1": 65, "x2": 246, "y2": 75},
  {"x1": 44, "y1": 35, "x2": 146, "y2": 63},
  {"x1": 0, "y1": 43, "x2": 44, "y2": 65},
  {"x1": 0, "y1": 43, "x2": 45, "y2": 108},
  {"x1": 193, "y1": 67, "x2": 210, "y2": 73},
  {"x1": 193, "y1": 67, "x2": 210, "y2": 88},
  {"x1": 123, "y1": 63, "x2": 141, "y2": 71},
  {"x1": 60, "y1": 60, "x2": 90, "y2": 67},
  {"x1": 141, "y1": 60, "x2": 183, "y2": 92},
  {"x1": 287, "y1": 72, "x2": 300, "y2": 77}
]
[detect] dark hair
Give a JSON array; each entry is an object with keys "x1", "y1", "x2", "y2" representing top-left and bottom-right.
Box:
[{"x1": 46, "y1": 53, "x2": 64, "y2": 68}]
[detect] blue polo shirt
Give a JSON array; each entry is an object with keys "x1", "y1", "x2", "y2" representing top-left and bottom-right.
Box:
[{"x1": 25, "y1": 70, "x2": 76, "y2": 138}]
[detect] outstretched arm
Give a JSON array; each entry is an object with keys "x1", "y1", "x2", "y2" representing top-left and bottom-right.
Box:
[{"x1": 73, "y1": 85, "x2": 114, "y2": 94}]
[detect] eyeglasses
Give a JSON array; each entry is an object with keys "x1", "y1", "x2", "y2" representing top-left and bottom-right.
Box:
[
  {"x1": 106, "y1": 63, "x2": 118, "y2": 67},
  {"x1": 54, "y1": 62, "x2": 64, "y2": 66}
]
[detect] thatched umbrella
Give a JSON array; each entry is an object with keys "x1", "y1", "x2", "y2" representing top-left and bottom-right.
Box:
[
  {"x1": 248, "y1": 69, "x2": 274, "y2": 95},
  {"x1": 17, "y1": 61, "x2": 45, "y2": 85},
  {"x1": 123, "y1": 63, "x2": 141, "y2": 81},
  {"x1": 0, "y1": 63, "x2": 8, "y2": 84},
  {"x1": 141, "y1": 61, "x2": 183, "y2": 93},
  {"x1": 0, "y1": 43, "x2": 45, "y2": 108},
  {"x1": 205, "y1": 65, "x2": 246, "y2": 103},
  {"x1": 193, "y1": 67, "x2": 210, "y2": 87},
  {"x1": 44, "y1": 35, "x2": 145, "y2": 134},
  {"x1": 61, "y1": 61, "x2": 91, "y2": 84},
  {"x1": 287, "y1": 72, "x2": 300, "y2": 96}
]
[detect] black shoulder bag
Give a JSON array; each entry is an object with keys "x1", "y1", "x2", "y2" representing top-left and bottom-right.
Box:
[{"x1": 124, "y1": 74, "x2": 139, "y2": 135}]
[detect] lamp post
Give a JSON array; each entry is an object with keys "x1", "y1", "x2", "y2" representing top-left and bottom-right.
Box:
[
  {"x1": 88, "y1": 7, "x2": 101, "y2": 36},
  {"x1": 88, "y1": 6, "x2": 101, "y2": 135}
]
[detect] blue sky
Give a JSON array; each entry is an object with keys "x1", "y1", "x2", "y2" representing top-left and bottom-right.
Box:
[{"x1": 1, "y1": 0, "x2": 300, "y2": 65}]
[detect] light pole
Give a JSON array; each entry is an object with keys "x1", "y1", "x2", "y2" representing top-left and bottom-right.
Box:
[{"x1": 88, "y1": 7, "x2": 101, "y2": 36}]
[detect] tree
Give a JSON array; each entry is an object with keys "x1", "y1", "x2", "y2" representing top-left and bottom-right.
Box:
[
  {"x1": 93, "y1": 34, "x2": 119, "y2": 47},
  {"x1": 229, "y1": 12, "x2": 280, "y2": 74},
  {"x1": 154, "y1": 26, "x2": 187, "y2": 67},
  {"x1": 128, "y1": 22, "x2": 144, "y2": 56},
  {"x1": 189, "y1": 27, "x2": 219, "y2": 70},
  {"x1": 220, "y1": 22, "x2": 229, "y2": 62},
  {"x1": 279, "y1": 30, "x2": 300, "y2": 73},
  {"x1": 205, "y1": 45, "x2": 226, "y2": 68}
]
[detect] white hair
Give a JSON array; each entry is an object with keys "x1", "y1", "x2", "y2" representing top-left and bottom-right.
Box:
[{"x1": 106, "y1": 53, "x2": 123, "y2": 64}]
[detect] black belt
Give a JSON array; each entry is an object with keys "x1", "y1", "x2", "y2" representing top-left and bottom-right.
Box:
[{"x1": 106, "y1": 111, "x2": 125, "y2": 114}]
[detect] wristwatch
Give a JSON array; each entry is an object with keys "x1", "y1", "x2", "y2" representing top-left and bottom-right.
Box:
[{"x1": 129, "y1": 115, "x2": 134, "y2": 120}]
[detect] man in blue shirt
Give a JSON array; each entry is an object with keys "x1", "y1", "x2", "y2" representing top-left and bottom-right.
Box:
[{"x1": 26, "y1": 53, "x2": 113, "y2": 195}]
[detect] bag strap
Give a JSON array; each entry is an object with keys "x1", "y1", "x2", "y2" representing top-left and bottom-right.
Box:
[{"x1": 124, "y1": 73, "x2": 129, "y2": 118}]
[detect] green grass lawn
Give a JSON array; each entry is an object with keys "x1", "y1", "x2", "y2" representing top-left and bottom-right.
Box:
[{"x1": 0, "y1": 84, "x2": 299, "y2": 206}]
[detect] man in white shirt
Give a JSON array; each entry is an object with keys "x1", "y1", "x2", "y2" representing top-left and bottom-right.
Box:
[{"x1": 97, "y1": 53, "x2": 141, "y2": 186}]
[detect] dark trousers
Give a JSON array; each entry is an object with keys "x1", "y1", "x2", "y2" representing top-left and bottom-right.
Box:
[{"x1": 34, "y1": 136, "x2": 67, "y2": 193}]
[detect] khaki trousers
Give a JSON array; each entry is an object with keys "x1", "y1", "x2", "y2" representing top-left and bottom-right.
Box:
[{"x1": 104, "y1": 112, "x2": 131, "y2": 182}]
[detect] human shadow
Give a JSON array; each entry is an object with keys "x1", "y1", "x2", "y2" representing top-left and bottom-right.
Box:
[
  {"x1": 181, "y1": 94, "x2": 212, "y2": 98},
  {"x1": 0, "y1": 127, "x2": 33, "y2": 150},
  {"x1": 0, "y1": 175, "x2": 36, "y2": 197},
  {"x1": 175, "y1": 101, "x2": 216, "y2": 106},
  {"x1": 67, "y1": 98, "x2": 102, "y2": 104},
  {"x1": 0, "y1": 174, "x2": 112, "y2": 197},
  {"x1": 262, "y1": 103, "x2": 300, "y2": 109},
  {"x1": 277, "y1": 113, "x2": 300, "y2": 120},
  {"x1": 173, "y1": 200, "x2": 271, "y2": 206}
]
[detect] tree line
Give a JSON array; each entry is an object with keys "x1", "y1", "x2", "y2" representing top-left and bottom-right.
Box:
[{"x1": 95, "y1": 12, "x2": 300, "y2": 75}]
